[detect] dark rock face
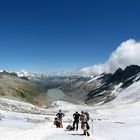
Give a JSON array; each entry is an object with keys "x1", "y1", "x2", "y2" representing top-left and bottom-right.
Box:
[
  {"x1": 124, "y1": 65, "x2": 140, "y2": 78},
  {"x1": 108, "y1": 68, "x2": 124, "y2": 82},
  {"x1": 85, "y1": 65, "x2": 140, "y2": 104},
  {"x1": 107, "y1": 65, "x2": 140, "y2": 83}
]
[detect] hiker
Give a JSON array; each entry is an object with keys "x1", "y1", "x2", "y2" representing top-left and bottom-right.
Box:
[
  {"x1": 80, "y1": 111, "x2": 90, "y2": 136},
  {"x1": 54, "y1": 117, "x2": 62, "y2": 128},
  {"x1": 56, "y1": 110, "x2": 65, "y2": 126},
  {"x1": 73, "y1": 111, "x2": 80, "y2": 131},
  {"x1": 56, "y1": 110, "x2": 65, "y2": 121}
]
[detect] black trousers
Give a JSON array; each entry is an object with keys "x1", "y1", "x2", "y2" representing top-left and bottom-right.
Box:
[{"x1": 73, "y1": 120, "x2": 79, "y2": 131}]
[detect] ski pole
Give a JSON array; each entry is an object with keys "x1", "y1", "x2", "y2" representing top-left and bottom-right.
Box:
[{"x1": 91, "y1": 118, "x2": 93, "y2": 135}]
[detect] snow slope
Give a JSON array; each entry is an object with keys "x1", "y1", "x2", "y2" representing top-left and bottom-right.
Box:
[{"x1": 0, "y1": 79, "x2": 140, "y2": 140}]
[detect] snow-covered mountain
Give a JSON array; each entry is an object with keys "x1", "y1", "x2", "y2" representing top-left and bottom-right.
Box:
[
  {"x1": 85, "y1": 65, "x2": 140, "y2": 104},
  {"x1": 14, "y1": 65, "x2": 140, "y2": 106},
  {"x1": 15, "y1": 65, "x2": 140, "y2": 106},
  {"x1": 60, "y1": 65, "x2": 140, "y2": 105},
  {"x1": 16, "y1": 70, "x2": 44, "y2": 79}
]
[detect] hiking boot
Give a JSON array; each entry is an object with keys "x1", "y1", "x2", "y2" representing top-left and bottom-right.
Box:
[
  {"x1": 83, "y1": 132, "x2": 86, "y2": 135},
  {"x1": 87, "y1": 132, "x2": 90, "y2": 136}
]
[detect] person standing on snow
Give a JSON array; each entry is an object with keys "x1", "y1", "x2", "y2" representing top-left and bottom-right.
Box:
[
  {"x1": 73, "y1": 111, "x2": 80, "y2": 131},
  {"x1": 80, "y1": 111, "x2": 90, "y2": 136},
  {"x1": 56, "y1": 110, "x2": 65, "y2": 121},
  {"x1": 56, "y1": 110, "x2": 65, "y2": 127}
]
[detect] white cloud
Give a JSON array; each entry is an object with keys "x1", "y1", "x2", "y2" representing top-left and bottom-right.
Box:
[
  {"x1": 78, "y1": 64, "x2": 105, "y2": 76},
  {"x1": 79, "y1": 39, "x2": 140, "y2": 75}
]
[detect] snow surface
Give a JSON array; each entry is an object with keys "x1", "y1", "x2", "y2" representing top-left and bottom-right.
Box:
[
  {"x1": 0, "y1": 78, "x2": 140, "y2": 140},
  {"x1": 87, "y1": 75, "x2": 103, "y2": 84},
  {"x1": 16, "y1": 70, "x2": 45, "y2": 79},
  {"x1": 0, "y1": 97, "x2": 48, "y2": 114}
]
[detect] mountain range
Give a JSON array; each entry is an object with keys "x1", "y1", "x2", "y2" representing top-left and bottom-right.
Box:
[
  {"x1": 0, "y1": 65, "x2": 140, "y2": 111},
  {"x1": 17, "y1": 65, "x2": 140, "y2": 106}
]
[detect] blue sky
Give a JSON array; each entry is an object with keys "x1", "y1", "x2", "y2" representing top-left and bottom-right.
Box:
[{"x1": 0, "y1": 0, "x2": 140, "y2": 73}]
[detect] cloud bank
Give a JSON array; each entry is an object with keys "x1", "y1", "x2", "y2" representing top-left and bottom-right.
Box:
[{"x1": 79, "y1": 39, "x2": 140, "y2": 75}]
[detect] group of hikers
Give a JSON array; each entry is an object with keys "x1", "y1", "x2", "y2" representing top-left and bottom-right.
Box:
[{"x1": 54, "y1": 110, "x2": 90, "y2": 136}]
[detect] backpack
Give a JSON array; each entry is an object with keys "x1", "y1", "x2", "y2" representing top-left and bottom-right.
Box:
[
  {"x1": 66, "y1": 125, "x2": 74, "y2": 131},
  {"x1": 85, "y1": 112, "x2": 90, "y2": 121}
]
